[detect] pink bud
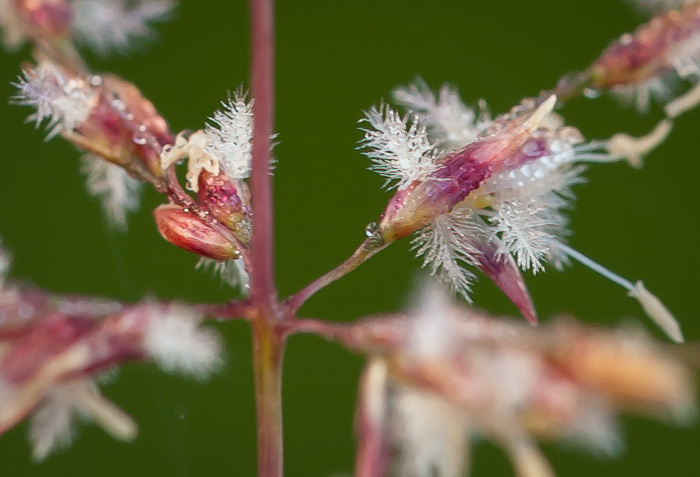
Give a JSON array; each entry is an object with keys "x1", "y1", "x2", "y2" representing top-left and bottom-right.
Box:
[
  {"x1": 589, "y1": 4, "x2": 700, "y2": 89},
  {"x1": 380, "y1": 97, "x2": 557, "y2": 241},
  {"x1": 15, "y1": 0, "x2": 72, "y2": 39},
  {"x1": 153, "y1": 204, "x2": 240, "y2": 260},
  {"x1": 197, "y1": 171, "x2": 252, "y2": 243},
  {"x1": 475, "y1": 239, "x2": 537, "y2": 325},
  {"x1": 96, "y1": 75, "x2": 172, "y2": 175}
]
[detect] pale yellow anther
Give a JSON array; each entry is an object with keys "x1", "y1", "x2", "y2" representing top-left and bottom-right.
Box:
[
  {"x1": 523, "y1": 95, "x2": 557, "y2": 132},
  {"x1": 629, "y1": 281, "x2": 684, "y2": 343},
  {"x1": 160, "y1": 130, "x2": 220, "y2": 192},
  {"x1": 607, "y1": 119, "x2": 672, "y2": 168},
  {"x1": 506, "y1": 439, "x2": 555, "y2": 477},
  {"x1": 665, "y1": 82, "x2": 700, "y2": 118},
  {"x1": 65, "y1": 381, "x2": 138, "y2": 442}
]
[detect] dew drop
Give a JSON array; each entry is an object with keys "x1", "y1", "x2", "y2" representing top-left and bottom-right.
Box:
[
  {"x1": 112, "y1": 97, "x2": 126, "y2": 111},
  {"x1": 583, "y1": 88, "x2": 601, "y2": 99},
  {"x1": 174, "y1": 404, "x2": 187, "y2": 420},
  {"x1": 522, "y1": 139, "x2": 545, "y2": 157},
  {"x1": 132, "y1": 132, "x2": 148, "y2": 145},
  {"x1": 365, "y1": 222, "x2": 379, "y2": 237}
]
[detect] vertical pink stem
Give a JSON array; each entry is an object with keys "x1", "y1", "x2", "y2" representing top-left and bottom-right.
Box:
[
  {"x1": 249, "y1": 2, "x2": 284, "y2": 476},
  {"x1": 249, "y1": 0, "x2": 277, "y2": 312},
  {"x1": 252, "y1": 321, "x2": 285, "y2": 477}
]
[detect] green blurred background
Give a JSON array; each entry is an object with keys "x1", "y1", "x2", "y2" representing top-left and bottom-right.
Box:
[{"x1": 0, "y1": 0, "x2": 699, "y2": 475}]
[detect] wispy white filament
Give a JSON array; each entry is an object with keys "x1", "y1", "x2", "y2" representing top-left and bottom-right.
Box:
[
  {"x1": 80, "y1": 154, "x2": 142, "y2": 231},
  {"x1": 490, "y1": 200, "x2": 555, "y2": 273},
  {"x1": 411, "y1": 211, "x2": 484, "y2": 301},
  {"x1": 196, "y1": 257, "x2": 250, "y2": 295},
  {"x1": 360, "y1": 104, "x2": 439, "y2": 190},
  {"x1": 13, "y1": 62, "x2": 96, "y2": 140},
  {"x1": 392, "y1": 386, "x2": 470, "y2": 477},
  {"x1": 143, "y1": 306, "x2": 224, "y2": 381},
  {"x1": 205, "y1": 91, "x2": 254, "y2": 181},
  {"x1": 72, "y1": 0, "x2": 175, "y2": 54},
  {"x1": 393, "y1": 79, "x2": 489, "y2": 150},
  {"x1": 29, "y1": 379, "x2": 137, "y2": 461}
]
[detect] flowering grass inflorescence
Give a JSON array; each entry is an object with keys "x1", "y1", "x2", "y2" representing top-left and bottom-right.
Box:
[{"x1": 360, "y1": 86, "x2": 682, "y2": 341}]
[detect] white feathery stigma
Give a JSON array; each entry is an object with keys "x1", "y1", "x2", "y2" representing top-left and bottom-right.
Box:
[
  {"x1": 28, "y1": 379, "x2": 137, "y2": 461},
  {"x1": 205, "y1": 91, "x2": 254, "y2": 181},
  {"x1": 408, "y1": 280, "x2": 460, "y2": 358},
  {"x1": 391, "y1": 385, "x2": 470, "y2": 477},
  {"x1": 564, "y1": 397, "x2": 622, "y2": 456},
  {"x1": 489, "y1": 200, "x2": 555, "y2": 274},
  {"x1": 13, "y1": 62, "x2": 96, "y2": 140},
  {"x1": 143, "y1": 305, "x2": 224, "y2": 381},
  {"x1": 29, "y1": 385, "x2": 75, "y2": 461},
  {"x1": 161, "y1": 91, "x2": 263, "y2": 190},
  {"x1": 71, "y1": 0, "x2": 175, "y2": 54},
  {"x1": 393, "y1": 79, "x2": 490, "y2": 150},
  {"x1": 360, "y1": 104, "x2": 440, "y2": 190},
  {"x1": 612, "y1": 76, "x2": 674, "y2": 113},
  {"x1": 411, "y1": 210, "x2": 484, "y2": 301},
  {"x1": 668, "y1": 32, "x2": 700, "y2": 79},
  {"x1": 196, "y1": 257, "x2": 250, "y2": 295},
  {"x1": 80, "y1": 154, "x2": 142, "y2": 231}
]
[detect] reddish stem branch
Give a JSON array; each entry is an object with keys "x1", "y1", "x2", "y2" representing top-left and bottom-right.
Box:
[
  {"x1": 285, "y1": 238, "x2": 387, "y2": 314},
  {"x1": 279, "y1": 317, "x2": 351, "y2": 340},
  {"x1": 249, "y1": 0, "x2": 277, "y2": 313},
  {"x1": 197, "y1": 300, "x2": 254, "y2": 321}
]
